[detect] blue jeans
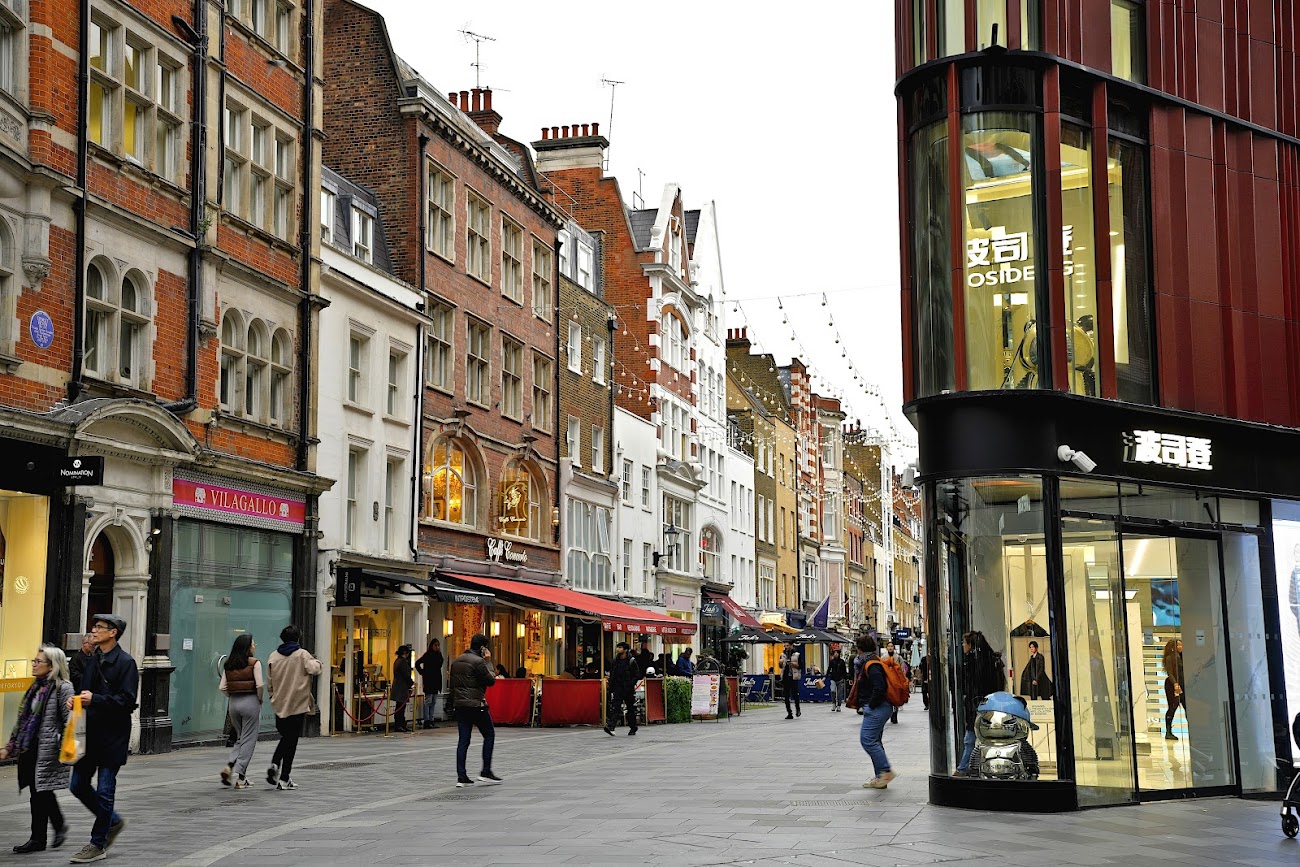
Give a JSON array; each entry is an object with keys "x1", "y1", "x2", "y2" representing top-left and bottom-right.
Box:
[
  {"x1": 958, "y1": 728, "x2": 976, "y2": 772},
  {"x1": 423, "y1": 691, "x2": 439, "y2": 725},
  {"x1": 859, "y1": 702, "x2": 892, "y2": 776},
  {"x1": 455, "y1": 707, "x2": 495, "y2": 780},
  {"x1": 70, "y1": 760, "x2": 121, "y2": 849}
]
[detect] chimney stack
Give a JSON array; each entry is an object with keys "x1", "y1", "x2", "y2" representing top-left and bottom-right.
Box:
[
  {"x1": 458, "y1": 86, "x2": 503, "y2": 136},
  {"x1": 532, "y1": 119, "x2": 611, "y2": 174}
]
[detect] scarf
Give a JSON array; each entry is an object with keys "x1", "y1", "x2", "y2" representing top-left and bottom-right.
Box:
[{"x1": 9, "y1": 676, "x2": 53, "y2": 756}]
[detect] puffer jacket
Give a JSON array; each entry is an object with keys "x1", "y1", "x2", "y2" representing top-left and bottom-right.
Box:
[
  {"x1": 6, "y1": 680, "x2": 75, "y2": 793},
  {"x1": 449, "y1": 650, "x2": 496, "y2": 708}
]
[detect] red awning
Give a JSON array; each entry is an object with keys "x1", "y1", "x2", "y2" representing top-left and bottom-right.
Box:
[
  {"x1": 442, "y1": 573, "x2": 698, "y2": 636},
  {"x1": 703, "y1": 591, "x2": 764, "y2": 629}
]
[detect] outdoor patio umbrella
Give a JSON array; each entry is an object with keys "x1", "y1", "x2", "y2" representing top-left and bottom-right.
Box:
[{"x1": 726, "y1": 626, "x2": 781, "y2": 643}]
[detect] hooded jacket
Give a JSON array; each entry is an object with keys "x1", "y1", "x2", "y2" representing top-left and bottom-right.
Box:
[
  {"x1": 268, "y1": 643, "x2": 323, "y2": 718},
  {"x1": 450, "y1": 649, "x2": 496, "y2": 708}
]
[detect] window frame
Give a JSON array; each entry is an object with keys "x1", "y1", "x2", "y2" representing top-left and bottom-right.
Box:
[
  {"x1": 84, "y1": 260, "x2": 152, "y2": 389},
  {"x1": 566, "y1": 415, "x2": 581, "y2": 468},
  {"x1": 501, "y1": 334, "x2": 524, "y2": 420},
  {"x1": 500, "y1": 216, "x2": 524, "y2": 304},
  {"x1": 566, "y1": 321, "x2": 582, "y2": 373},
  {"x1": 465, "y1": 317, "x2": 491, "y2": 407},
  {"x1": 427, "y1": 160, "x2": 456, "y2": 261},
  {"x1": 426, "y1": 300, "x2": 454, "y2": 394},
  {"x1": 531, "y1": 238, "x2": 552, "y2": 319},
  {"x1": 531, "y1": 352, "x2": 552, "y2": 432},
  {"x1": 466, "y1": 191, "x2": 491, "y2": 284}
]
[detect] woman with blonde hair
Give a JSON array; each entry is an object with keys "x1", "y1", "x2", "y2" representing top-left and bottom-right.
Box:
[
  {"x1": 0, "y1": 645, "x2": 74, "y2": 853},
  {"x1": 1162, "y1": 638, "x2": 1185, "y2": 740}
]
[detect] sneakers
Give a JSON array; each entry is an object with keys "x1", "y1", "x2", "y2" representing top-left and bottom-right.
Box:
[
  {"x1": 785, "y1": 714, "x2": 794, "y2": 720},
  {"x1": 105, "y1": 819, "x2": 126, "y2": 848},
  {"x1": 477, "y1": 771, "x2": 503, "y2": 785},
  {"x1": 455, "y1": 776, "x2": 475, "y2": 788},
  {"x1": 220, "y1": 765, "x2": 232, "y2": 786},
  {"x1": 69, "y1": 844, "x2": 106, "y2": 863},
  {"x1": 233, "y1": 777, "x2": 253, "y2": 789},
  {"x1": 276, "y1": 779, "x2": 299, "y2": 790},
  {"x1": 864, "y1": 771, "x2": 897, "y2": 789},
  {"x1": 603, "y1": 726, "x2": 615, "y2": 736},
  {"x1": 266, "y1": 765, "x2": 280, "y2": 786},
  {"x1": 627, "y1": 729, "x2": 637, "y2": 736}
]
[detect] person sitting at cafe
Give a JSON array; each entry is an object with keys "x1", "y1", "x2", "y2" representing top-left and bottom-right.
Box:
[
  {"x1": 513, "y1": 667, "x2": 527, "y2": 679},
  {"x1": 676, "y1": 648, "x2": 695, "y2": 677}
]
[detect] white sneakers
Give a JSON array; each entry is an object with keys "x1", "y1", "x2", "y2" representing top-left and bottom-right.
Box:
[{"x1": 864, "y1": 770, "x2": 898, "y2": 789}]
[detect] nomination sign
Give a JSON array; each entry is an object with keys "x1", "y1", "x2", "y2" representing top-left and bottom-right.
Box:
[{"x1": 55, "y1": 456, "x2": 104, "y2": 486}]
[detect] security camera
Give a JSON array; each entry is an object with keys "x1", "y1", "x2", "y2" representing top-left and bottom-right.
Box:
[
  {"x1": 901, "y1": 463, "x2": 918, "y2": 488},
  {"x1": 1057, "y1": 445, "x2": 1097, "y2": 474}
]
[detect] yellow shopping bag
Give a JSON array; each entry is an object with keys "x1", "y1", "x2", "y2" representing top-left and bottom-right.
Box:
[{"x1": 59, "y1": 695, "x2": 85, "y2": 765}]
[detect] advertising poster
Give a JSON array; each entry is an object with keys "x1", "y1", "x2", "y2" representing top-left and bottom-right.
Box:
[
  {"x1": 690, "y1": 674, "x2": 719, "y2": 716},
  {"x1": 1274, "y1": 505, "x2": 1300, "y2": 763}
]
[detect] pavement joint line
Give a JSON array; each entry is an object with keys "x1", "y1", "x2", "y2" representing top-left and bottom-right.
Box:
[{"x1": 164, "y1": 723, "x2": 743, "y2": 867}]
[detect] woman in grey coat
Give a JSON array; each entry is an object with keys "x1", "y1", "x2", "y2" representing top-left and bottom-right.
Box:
[{"x1": 0, "y1": 645, "x2": 74, "y2": 853}]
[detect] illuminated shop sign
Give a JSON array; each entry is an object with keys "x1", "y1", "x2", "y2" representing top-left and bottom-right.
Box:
[
  {"x1": 1123, "y1": 430, "x2": 1213, "y2": 471},
  {"x1": 486, "y1": 537, "x2": 529, "y2": 564},
  {"x1": 965, "y1": 225, "x2": 1076, "y2": 288}
]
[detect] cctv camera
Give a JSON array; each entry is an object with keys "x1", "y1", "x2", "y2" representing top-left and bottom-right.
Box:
[{"x1": 1057, "y1": 445, "x2": 1097, "y2": 474}]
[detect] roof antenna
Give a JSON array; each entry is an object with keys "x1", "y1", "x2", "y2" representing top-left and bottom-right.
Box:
[
  {"x1": 601, "y1": 76, "x2": 625, "y2": 171},
  {"x1": 460, "y1": 29, "x2": 496, "y2": 88}
]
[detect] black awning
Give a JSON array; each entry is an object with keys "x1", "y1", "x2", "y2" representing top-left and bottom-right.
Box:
[{"x1": 359, "y1": 570, "x2": 496, "y2": 606}]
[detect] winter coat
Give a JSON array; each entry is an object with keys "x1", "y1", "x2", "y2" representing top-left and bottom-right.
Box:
[
  {"x1": 608, "y1": 655, "x2": 635, "y2": 696},
  {"x1": 450, "y1": 650, "x2": 495, "y2": 708},
  {"x1": 828, "y1": 657, "x2": 848, "y2": 683},
  {"x1": 1019, "y1": 653, "x2": 1052, "y2": 699},
  {"x1": 268, "y1": 645, "x2": 323, "y2": 718},
  {"x1": 7, "y1": 680, "x2": 74, "y2": 793},
  {"x1": 391, "y1": 655, "x2": 414, "y2": 704},
  {"x1": 80, "y1": 644, "x2": 139, "y2": 768},
  {"x1": 415, "y1": 648, "x2": 444, "y2": 694}
]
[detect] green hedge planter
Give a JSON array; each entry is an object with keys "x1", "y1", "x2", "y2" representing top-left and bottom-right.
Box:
[{"x1": 665, "y1": 676, "x2": 692, "y2": 723}]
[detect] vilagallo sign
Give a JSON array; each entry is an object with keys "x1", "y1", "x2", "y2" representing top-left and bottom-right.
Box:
[{"x1": 173, "y1": 477, "x2": 306, "y2": 527}]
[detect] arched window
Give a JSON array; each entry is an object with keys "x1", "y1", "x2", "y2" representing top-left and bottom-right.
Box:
[
  {"x1": 699, "y1": 526, "x2": 722, "y2": 580},
  {"x1": 424, "y1": 437, "x2": 478, "y2": 526},
  {"x1": 245, "y1": 320, "x2": 269, "y2": 419},
  {"x1": 498, "y1": 459, "x2": 544, "y2": 541},
  {"x1": 269, "y1": 329, "x2": 292, "y2": 425},
  {"x1": 219, "y1": 310, "x2": 245, "y2": 411},
  {"x1": 83, "y1": 261, "x2": 151, "y2": 387}
]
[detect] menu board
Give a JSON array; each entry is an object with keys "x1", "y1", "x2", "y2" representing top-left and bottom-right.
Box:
[{"x1": 691, "y1": 674, "x2": 720, "y2": 716}]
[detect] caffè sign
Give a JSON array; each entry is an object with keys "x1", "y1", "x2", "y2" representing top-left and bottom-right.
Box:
[{"x1": 486, "y1": 537, "x2": 528, "y2": 564}]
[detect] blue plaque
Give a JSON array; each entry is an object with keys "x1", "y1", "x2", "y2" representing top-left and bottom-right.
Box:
[{"x1": 29, "y1": 310, "x2": 54, "y2": 349}]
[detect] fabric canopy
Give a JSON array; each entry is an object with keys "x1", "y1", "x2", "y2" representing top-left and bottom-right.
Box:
[
  {"x1": 360, "y1": 571, "x2": 497, "y2": 606},
  {"x1": 725, "y1": 626, "x2": 780, "y2": 644},
  {"x1": 786, "y1": 626, "x2": 851, "y2": 644},
  {"x1": 702, "y1": 591, "x2": 763, "y2": 629},
  {"x1": 443, "y1": 573, "x2": 697, "y2": 636}
]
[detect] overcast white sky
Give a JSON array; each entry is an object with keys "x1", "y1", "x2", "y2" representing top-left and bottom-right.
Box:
[{"x1": 362, "y1": 0, "x2": 911, "y2": 455}]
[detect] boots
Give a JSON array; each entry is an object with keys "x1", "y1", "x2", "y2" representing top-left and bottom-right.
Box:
[{"x1": 1164, "y1": 724, "x2": 1178, "y2": 740}]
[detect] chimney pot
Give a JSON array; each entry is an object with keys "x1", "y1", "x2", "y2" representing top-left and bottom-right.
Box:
[
  {"x1": 471, "y1": 88, "x2": 482, "y2": 111},
  {"x1": 459, "y1": 90, "x2": 470, "y2": 110},
  {"x1": 541, "y1": 127, "x2": 549, "y2": 140},
  {"x1": 448, "y1": 91, "x2": 458, "y2": 108},
  {"x1": 592, "y1": 122, "x2": 600, "y2": 135},
  {"x1": 551, "y1": 126, "x2": 560, "y2": 138},
  {"x1": 483, "y1": 88, "x2": 493, "y2": 111},
  {"x1": 562, "y1": 125, "x2": 570, "y2": 137},
  {"x1": 582, "y1": 123, "x2": 590, "y2": 136}
]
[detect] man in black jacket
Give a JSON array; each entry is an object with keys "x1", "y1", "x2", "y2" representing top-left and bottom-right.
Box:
[
  {"x1": 414, "y1": 638, "x2": 444, "y2": 729},
  {"x1": 827, "y1": 649, "x2": 848, "y2": 712},
  {"x1": 68, "y1": 614, "x2": 138, "y2": 864},
  {"x1": 604, "y1": 642, "x2": 638, "y2": 736},
  {"x1": 68, "y1": 633, "x2": 93, "y2": 690},
  {"x1": 449, "y1": 635, "x2": 501, "y2": 787}
]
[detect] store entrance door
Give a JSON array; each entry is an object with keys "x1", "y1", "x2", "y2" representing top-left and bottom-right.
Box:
[{"x1": 1119, "y1": 533, "x2": 1235, "y2": 799}]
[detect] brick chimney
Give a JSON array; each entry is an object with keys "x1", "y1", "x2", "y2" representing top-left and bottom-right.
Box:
[
  {"x1": 532, "y1": 120, "x2": 609, "y2": 174},
  {"x1": 725, "y1": 326, "x2": 751, "y2": 351},
  {"x1": 449, "y1": 87, "x2": 506, "y2": 136}
]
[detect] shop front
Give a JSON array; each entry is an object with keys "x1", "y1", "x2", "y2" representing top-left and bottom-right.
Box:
[
  {"x1": 917, "y1": 391, "x2": 1298, "y2": 811},
  {"x1": 168, "y1": 472, "x2": 304, "y2": 744}
]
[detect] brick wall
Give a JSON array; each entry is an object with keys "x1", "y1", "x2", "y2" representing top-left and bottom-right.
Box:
[{"x1": 559, "y1": 274, "x2": 614, "y2": 476}]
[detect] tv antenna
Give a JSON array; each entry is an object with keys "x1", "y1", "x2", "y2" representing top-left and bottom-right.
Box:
[
  {"x1": 460, "y1": 29, "x2": 496, "y2": 88},
  {"x1": 601, "y1": 76, "x2": 625, "y2": 171}
]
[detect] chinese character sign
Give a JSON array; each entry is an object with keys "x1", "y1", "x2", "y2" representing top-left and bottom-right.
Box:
[{"x1": 1124, "y1": 430, "x2": 1213, "y2": 471}]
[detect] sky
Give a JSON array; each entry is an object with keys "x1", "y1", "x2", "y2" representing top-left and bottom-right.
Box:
[{"x1": 362, "y1": 1, "x2": 913, "y2": 458}]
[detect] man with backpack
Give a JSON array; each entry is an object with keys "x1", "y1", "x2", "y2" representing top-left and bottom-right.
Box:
[{"x1": 851, "y1": 634, "x2": 901, "y2": 789}]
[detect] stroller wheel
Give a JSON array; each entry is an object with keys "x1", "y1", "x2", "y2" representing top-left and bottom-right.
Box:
[{"x1": 1283, "y1": 813, "x2": 1299, "y2": 839}]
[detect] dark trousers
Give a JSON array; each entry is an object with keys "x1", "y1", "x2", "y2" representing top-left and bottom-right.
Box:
[
  {"x1": 29, "y1": 789, "x2": 64, "y2": 843},
  {"x1": 272, "y1": 713, "x2": 306, "y2": 782},
  {"x1": 607, "y1": 691, "x2": 637, "y2": 731},
  {"x1": 783, "y1": 678, "x2": 800, "y2": 715},
  {"x1": 70, "y1": 760, "x2": 121, "y2": 849},
  {"x1": 393, "y1": 698, "x2": 408, "y2": 731},
  {"x1": 1164, "y1": 678, "x2": 1185, "y2": 729},
  {"x1": 455, "y1": 707, "x2": 495, "y2": 780}
]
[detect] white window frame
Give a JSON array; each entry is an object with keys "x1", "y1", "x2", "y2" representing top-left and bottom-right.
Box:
[
  {"x1": 466, "y1": 192, "x2": 491, "y2": 284},
  {"x1": 352, "y1": 206, "x2": 374, "y2": 263},
  {"x1": 501, "y1": 335, "x2": 523, "y2": 420},
  {"x1": 592, "y1": 336, "x2": 606, "y2": 384},
  {"x1": 577, "y1": 239, "x2": 593, "y2": 289},
  {"x1": 620, "y1": 459, "x2": 633, "y2": 504},
  {"x1": 531, "y1": 238, "x2": 552, "y2": 318},
  {"x1": 566, "y1": 415, "x2": 580, "y2": 467},
  {"x1": 347, "y1": 328, "x2": 369, "y2": 406},
  {"x1": 591, "y1": 425, "x2": 604, "y2": 473},
  {"x1": 531, "y1": 353, "x2": 552, "y2": 432},
  {"x1": 427, "y1": 161, "x2": 455, "y2": 260},
  {"x1": 346, "y1": 447, "x2": 365, "y2": 547},
  {"x1": 84, "y1": 260, "x2": 151, "y2": 389},
  {"x1": 383, "y1": 456, "x2": 401, "y2": 554},
  {"x1": 500, "y1": 216, "x2": 523, "y2": 303},
  {"x1": 641, "y1": 466, "x2": 651, "y2": 509},
  {"x1": 426, "y1": 300, "x2": 453, "y2": 393},
  {"x1": 465, "y1": 318, "x2": 490, "y2": 406},
  {"x1": 386, "y1": 346, "x2": 407, "y2": 418},
  {"x1": 320, "y1": 186, "x2": 336, "y2": 244},
  {"x1": 566, "y1": 321, "x2": 582, "y2": 373}
]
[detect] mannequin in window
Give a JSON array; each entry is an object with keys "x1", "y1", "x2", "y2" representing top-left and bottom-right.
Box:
[{"x1": 1018, "y1": 641, "x2": 1052, "y2": 700}]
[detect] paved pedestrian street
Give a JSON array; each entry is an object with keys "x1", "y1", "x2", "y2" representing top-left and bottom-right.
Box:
[{"x1": 0, "y1": 701, "x2": 1295, "y2": 866}]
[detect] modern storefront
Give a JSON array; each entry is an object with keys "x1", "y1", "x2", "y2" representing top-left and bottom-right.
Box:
[{"x1": 916, "y1": 391, "x2": 1299, "y2": 811}]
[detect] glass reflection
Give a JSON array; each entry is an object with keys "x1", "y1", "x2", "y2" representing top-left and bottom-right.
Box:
[
  {"x1": 912, "y1": 120, "x2": 954, "y2": 396},
  {"x1": 1062, "y1": 124, "x2": 1099, "y2": 397},
  {"x1": 1108, "y1": 137, "x2": 1155, "y2": 404}
]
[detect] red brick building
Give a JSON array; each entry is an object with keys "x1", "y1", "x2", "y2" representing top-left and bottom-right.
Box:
[{"x1": 0, "y1": 0, "x2": 327, "y2": 752}]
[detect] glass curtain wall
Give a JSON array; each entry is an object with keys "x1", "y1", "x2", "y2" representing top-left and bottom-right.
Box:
[
  {"x1": 912, "y1": 116, "x2": 954, "y2": 396},
  {"x1": 1110, "y1": 0, "x2": 1146, "y2": 83},
  {"x1": 1061, "y1": 123, "x2": 1099, "y2": 397},
  {"x1": 1107, "y1": 132, "x2": 1156, "y2": 404}
]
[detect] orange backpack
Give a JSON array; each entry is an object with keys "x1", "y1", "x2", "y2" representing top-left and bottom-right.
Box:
[{"x1": 866, "y1": 656, "x2": 911, "y2": 708}]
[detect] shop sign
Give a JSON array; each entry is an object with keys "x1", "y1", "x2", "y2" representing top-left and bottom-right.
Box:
[
  {"x1": 497, "y1": 479, "x2": 529, "y2": 529},
  {"x1": 335, "y1": 566, "x2": 362, "y2": 607},
  {"x1": 486, "y1": 537, "x2": 528, "y2": 565},
  {"x1": 55, "y1": 456, "x2": 104, "y2": 486},
  {"x1": 0, "y1": 677, "x2": 30, "y2": 693},
  {"x1": 965, "y1": 225, "x2": 1076, "y2": 288},
  {"x1": 700, "y1": 601, "x2": 724, "y2": 619},
  {"x1": 173, "y1": 477, "x2": 306, "y2": 526},
  {"x1": 1123, "y1": 430, "x2": 1213, "y2": 471},
  {"x1": 602, "y1": 619, "x2": 698, "y2": 636}
]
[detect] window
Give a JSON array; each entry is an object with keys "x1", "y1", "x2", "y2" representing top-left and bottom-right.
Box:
[
  {"x1": 423, "y1": 437, "x2": 478, "y2": 525},
  {"x1": 250, "y1": 122, "x2": 270, "y2": 227},
  {"x1": 661, "y1": 495, "x2": 691, "y2": 573},
  {"x1": 531, "y1": 354, "x2": 552, "y2": 431},
  {"x1": 85, "y1": 262, "x2": 150, "y2": 388},
  {"x1": 566, "y1": 321, "x2": 582, "y2": 372},
  {"x1": 274, "y1": 2, "x2": 293, "y2": 53},
  {"x1": 426, "y1": 301, "x2": 453, "y2": 392},
  {"x1": 269, "y1": 329, "x2": 291, "y2": 424},
  {"x1": 386, "y1": 348, "x2": 405, "y2": 417},
  {"x1": 352, "y1": 207, "x2": 374, "y2": 263},
  {"x1": 622, "y1": 539, "x2": 633, "y2": 593},
  {"x1": 501, "y1": 337, "x2": 523, "y2": 419},
  {"x1": 466, "y1": 319, "x2": 490, "y2": 405},
  {"x1": 661, "y1": 313, "x2": 686, "y2": 371},
  {"x1": 347, "y1": 331, "x2": 368, "y2": 404},
  {"x1": 274, "y1": 135, "x2": 294, "y2": 239},
  {"x1": 499, "y1": 460, "x2": 543, "y2": 540},
  {"x1": 427, "y1": 163, "x2": 455, "y2": 259},
  {"x1": 621, "y1": 460, "x2": 633, "y2": 504},
  {"x1": 759, "y1": 563, "x2": 776, "y2": 610},
  {"x1": 345, "y1": 448, "x2": 364, "y2": 547},
  {"x1": 0, "y1": 11, "x2": 20, "y2": 96},
  {"x1": 1108, "y1": 134, "x2": 1155, "y2": 404},
  {"x1": 591, "y1": 425, "x2": 604, "y2": 473},
  {"x1": 700, "y1": 526, "x2": 721, "y2": 580},
  {"x1": 577, "y1": 240, "x2": 594, "y2": 289},
  {"x1": 802, "y1": 558, "x2": 818, "y2": 603},
  {"x1": 592, "y1": 337, "x2": 606, "y2": 384},
  {"x1": 558, "y1": 230, "x2": 572, "y2": 276},
  {"x1": 383, "y1": 458, "x2": 400, "y2": 553},
  {"x1": 219, "y1": 311, "x2": 243, "y2": 410},
  {"x1": 501, "y1": 218, "x2": 523, "y2": 303},
  {"x1": 779, "y1": 507, "x2": 787, "y2": 549},
  {"x1": 1062, "y1": 121, "x2": 1098, "y2": 398},
  {"x1": 223, "y1": 103, "x2": 246, "y2": 214},
  {"x1": 755, "y1": 494, "x2": 766, "y2": 542},
  {"x1": 224, "y1": 99, "x2": 295, "y2": 235},
  {"x1": 567, "y1": 500, "x2": 612, "y2": 593},
  {"x1": 566, "y1": 416, "x2": 580, "y2": 466},
  {"x1": 245, "y1": 321, "x2": 268, "y2": 419},
  {"x1": 1111, "y1": 0, "x2": 1145, "y2": 83},
  {"x1": 320, "y1": 187, "x2": 336, "y2": 244},
  {"x1": 233, "y1": 0, "x2": 295, "y2": 57},
  {"x1": 641, "y1": 466, "x2": 651, "y2": 508},
  {"x1": 466, "y1": 193, "x2": 490, "y2": 283},
  {"x1": 532, "y1": 240, "x2": 552, "y2": 317},
  {"x1": 643, "y1": 543, "x2": 653, "y2": 592}
]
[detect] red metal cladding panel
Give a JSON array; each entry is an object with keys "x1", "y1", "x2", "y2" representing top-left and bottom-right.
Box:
[
  {"x1": 1250, "y1": 37, "x2": 1279, "y2": 130},
  {"x1": 1091, "y1": 86, "x2": 1117, "y2": 399},
  {"x1": 1151, "y1": 104, "x2": 1187, "y2": 153},
  {"x1": 1185, "y1": 156, "x2": 1221, "y2": 306},
  {"x1": 1080, "y1": 0, "x2": 1110, "y2": 71},
  {"x1": 1234, "y1": 310, "x2": 1264, "y2": 421},
  {"x1": 1156, "y1": 292, "x2": 1195, "y2": 409},
  {"x1": 1254, "y1": 136, "x2": 1279, "y2": 180},
  {"x1": 1148, "y1": 147, "x2": 1178, "y2": 307},
  {"x1": 1186, "y1": 113, "x2": 1214, "y2": 161},
  {"x1": 1235, "y1": 168, "x2": 1260, "y2": 315},
  {"x1": 1258, "y1": 314, "x2": 1295, "y2": 425},
  {"x1": 1189, "y1": 299, "x2": 1229, "y2": 417}
]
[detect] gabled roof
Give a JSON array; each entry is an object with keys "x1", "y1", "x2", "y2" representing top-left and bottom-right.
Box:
[
  {"x1": 684, "y1": 209, "x2": 701, "y2": 244},
  {"x1": 629, "y1": 208, "x2": 657, "y2": 249}
]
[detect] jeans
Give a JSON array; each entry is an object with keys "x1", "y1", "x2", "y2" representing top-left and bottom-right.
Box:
[
  {"x1": 271, "y1": 713, "x2": 306, "y2": 782},
  {"x1": 607, "y1": 691, "x2": 637, "y2": 732},
  {"x1": 70, "y1": 761, "x2": 121, "y2": 849},
  {"x1": 859, "y1": 702, "x2": 892, "y2": 776},
  {"x1": 783, "y1": 679, "x2": 801, "y2": 716},
  {"x1": 455, "y1": 706, "x2": 495, "y2": 780},
  {"x1": 226, "y1": 694, "x2": 262, "y2": 778},
  {"x1": 958, "y1": 728, "x2": 976, "y2": 772},
  {"x1": 423, "y1": 691, "x2": 440, "y2": 725},
  {"x1": 831, "y1": 680, "x2": 846, "y2": 708}
]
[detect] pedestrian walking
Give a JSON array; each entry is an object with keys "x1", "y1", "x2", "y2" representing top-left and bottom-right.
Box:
[
  {"x1": 827, "y1": 648, "x2": 848, "y2": 712},
  {"x1": 219, "y1": 634, "x2": 263, "y2": 790},
  {"x1": 266, "y1": 625, "x2": 321, "y2": 791},
  {"x1": 67, "y1": 634, "x2": 93, "y2": 693},
  {"x1": 450, "y1": 634, "x2": 502, "y2": 788},
  {"x1": 1, "y1": 645, "x2": 74, "y2": 853},
  {"x1": 1162, "y1": 638, "x2": 1185, "y2": 740},
  {"x1": 918, "y1": 653, "x2": 931, "y2": 710},
  {"x1": 67, "y1": 613, "x2": 137, "y2": 864},
  {"x1": 604, "y1": 642, "x2": 638, "y2": 736},
  {"x1": 780, "y1": 643, "x2": 801, "y2": 719},
  {"x1": 855, "y1": 634, "x2": 897, "y2": 789},
  {"x1": 883, "y1": 642, "x2": 900, "y2": 724},
  {"x1": 414, "y1": 638, "x2": 444, "y2": 729},
  {"x1": 391, "y1": 645, "x2": 414, "y2": 733},
  {"x1": 676, "y1": 647, "x2": 695, "y2": 676}
]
